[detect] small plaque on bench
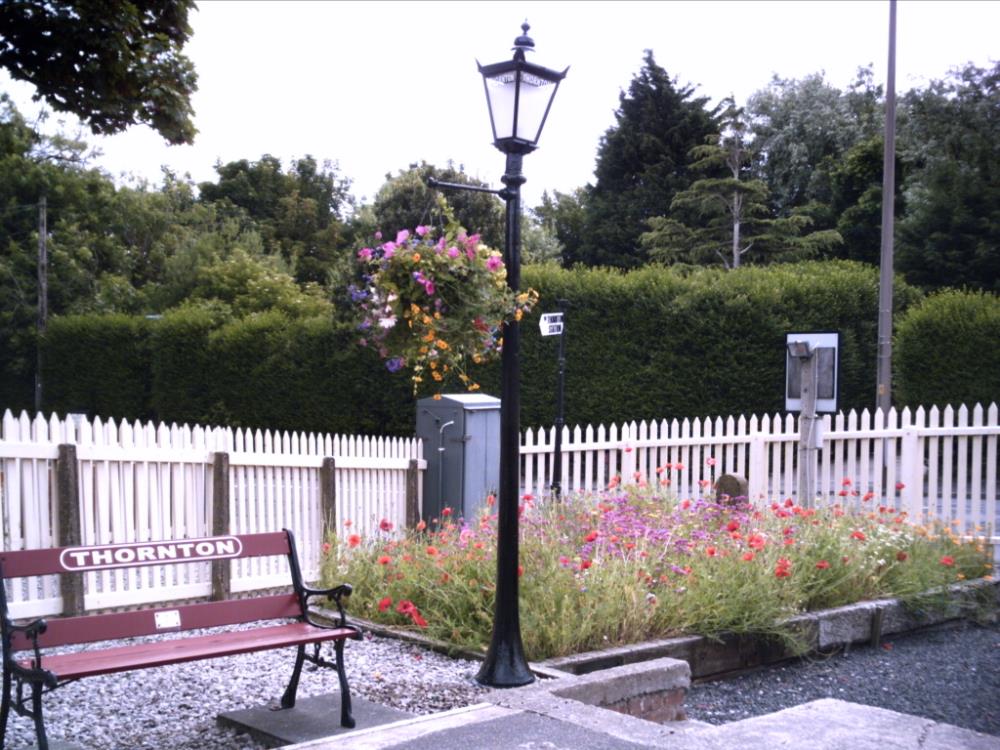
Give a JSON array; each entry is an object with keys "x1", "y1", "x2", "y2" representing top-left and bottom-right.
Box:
[{"x1": 155, "y1": 610, "x2": 181, "y2": 629}]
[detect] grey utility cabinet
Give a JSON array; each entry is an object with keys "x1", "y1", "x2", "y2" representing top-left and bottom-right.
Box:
[{"x1": 415, "y1": 393, "x2": 500, "y2": 522}]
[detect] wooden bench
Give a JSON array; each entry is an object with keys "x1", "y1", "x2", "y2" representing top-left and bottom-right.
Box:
[{"x1": 0, "y1": 529, "x2": 361, "y2": 750}]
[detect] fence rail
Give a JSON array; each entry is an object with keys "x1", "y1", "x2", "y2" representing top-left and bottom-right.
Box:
[
  {"x1": 1, "y1": 410, "x2": 424, "y2": 619},
  {"x1": 521, "y1": 403, "x2": 999, "y2": 542}
]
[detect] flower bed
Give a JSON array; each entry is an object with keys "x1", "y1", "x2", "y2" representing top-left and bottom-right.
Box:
[{"x1": 321, "y1": 487, "x2": 993, "y2": 662}]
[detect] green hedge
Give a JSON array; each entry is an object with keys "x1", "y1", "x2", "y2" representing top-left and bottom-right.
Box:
[
  {"x1": 27, "y1": 261, "x2": 943, "y2": 435},
  {"x1": 894, "y1": 289, "x2": 1000, "y2": 407},
  {"x1": 479, "y1": 261, "x2": 923, "y2": 428},
  {"x1": 41, "y1": 314, "x2": 152, "y2": 421}
]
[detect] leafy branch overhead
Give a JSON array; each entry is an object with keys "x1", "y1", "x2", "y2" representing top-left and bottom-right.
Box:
[{"x1": 0, "y1": 0, "x2": 198, "y2": 144}]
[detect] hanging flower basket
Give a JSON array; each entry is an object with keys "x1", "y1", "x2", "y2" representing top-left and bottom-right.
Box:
[{"x1": 350, "y1": 223, "x2": 538, "y2": 395}]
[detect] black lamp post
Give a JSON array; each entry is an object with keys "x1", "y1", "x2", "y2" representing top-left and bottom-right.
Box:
[{"x1": 474, "y1": 22, "x2": 567, "y2": 688}]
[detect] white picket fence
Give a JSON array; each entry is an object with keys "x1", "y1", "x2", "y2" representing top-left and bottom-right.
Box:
[
  {"x1": 521, "y1": 403, "x2": 999, "y2": 541},
  {"x1": 0, "y1": 410, "x2": 424, "y2": 619},
  {"x1": 3, "y1": 403, "x2": 997, "y2": 618}
]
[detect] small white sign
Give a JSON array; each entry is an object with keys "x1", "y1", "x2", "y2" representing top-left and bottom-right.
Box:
[
  {"x1": 155, "y1": 610, "x2": 181, "y2": 630},
  {"x1": 539, "y1": 312, "x2": 564, "y2": 337}
]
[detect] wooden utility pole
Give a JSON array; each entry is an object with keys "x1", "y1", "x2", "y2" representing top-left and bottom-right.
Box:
[
  {"x1": 875, "y1": 0, "x2": 898, "y2": 420},
  {"x1": 35, "y1": 196, "x2": 47, "y2": 413}
]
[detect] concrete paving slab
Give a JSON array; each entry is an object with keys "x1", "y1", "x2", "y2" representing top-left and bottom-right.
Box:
[
  {"x1": 686, "y1": 699, "x2": 1000, "y2": 750},
  {"x1": 280, "y1": 704, "x2": 515, "y2": 749},
  {"x1": 218, "y1": 693, "x2": 411, "y2": 748},
  {"x1": 360, "y1": 711, "x2": 655, "y2": 750}
]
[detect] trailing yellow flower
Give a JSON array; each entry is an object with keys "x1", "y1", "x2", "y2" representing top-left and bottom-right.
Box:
[{"x1": 436, "y1": 339, "x2": 449, "y2": 350}]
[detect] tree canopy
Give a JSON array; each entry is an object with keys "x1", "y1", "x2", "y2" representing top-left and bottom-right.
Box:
[
  {"x1": 568, "y1": 51, "x2": 719, "y2": 268},
  {"x1": 0, "y1": 0, "x2": 198, "y2": 144}
]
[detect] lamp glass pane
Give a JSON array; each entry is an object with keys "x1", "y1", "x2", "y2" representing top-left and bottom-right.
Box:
[
  {"x1": 515, "y1": 72, "x2": 557, "y2": 142},
  {"x1": 484, "y1": 72, "x2": 517, "y2": 141}
]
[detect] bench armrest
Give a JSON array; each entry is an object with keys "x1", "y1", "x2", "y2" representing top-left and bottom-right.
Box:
[
  {"x1": 4, "y1": 618, "x2": 59, "y2": 688},
  {"x1": 301, "y1": 583, "x2": 354, "y2": 627}
]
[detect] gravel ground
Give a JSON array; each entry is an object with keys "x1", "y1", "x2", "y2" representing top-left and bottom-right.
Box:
[
  {"x1": 686, "y1": 620, "x2": 1000, "y2": 737},
  {"x1": 5, "y1": 620, "x2": 998, "y2": 749},
  {"x1": 4, "y1": 628, "x2": 491, "y2": 750}
]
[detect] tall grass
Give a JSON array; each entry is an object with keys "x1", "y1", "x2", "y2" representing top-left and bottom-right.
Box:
[{"x1": 320, "y1": 488, "x2": 993, "y2": 661}]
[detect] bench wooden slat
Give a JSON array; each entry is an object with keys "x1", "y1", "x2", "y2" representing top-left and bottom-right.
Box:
[
  {"x1": 17, "y1": 622, "x2": 357, "y2": 680},
  {"x1": 11, "y1": 594, "x2": 303, "y2": 651},
  {"x1": 0, "y1": 532, "x2": 291, "y2": 579}
]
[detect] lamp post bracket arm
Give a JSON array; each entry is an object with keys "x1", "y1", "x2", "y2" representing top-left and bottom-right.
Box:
[{"x1": 426, "y1": 177, "x2": 503, "y2": 196}]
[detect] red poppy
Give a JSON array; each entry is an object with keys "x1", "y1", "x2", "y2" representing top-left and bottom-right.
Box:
[
  {"x1": 347, "y1": 534, "x2": 361, "y2": 548},
  {"x1": 580, "y1": 559, "x2": 593, "y2": 570},
  {"x1": 726, "y1": 520, "x2": 740, "y2": 532},
  {"x1": 895, "y1": 482, "x2": 906, "y2": 491},
  {"x1": 896, "y1": 550, "x2": 908, "y2": 562},
  {"x1": 815, "y1": 559, "x2": 831, "y2": 570},
  {"x1": 378, "y1": 596, "x2": 393, "y2": 612},
  {"x1": 377, "y1": 555, "x2": 392, "y2": 565},
  {"x1": 416, "y1": 520, "x2": 427, "y2": 531},
  {"x1": 442, "y1": 507, "x2": 452, "y2": 517},
  {"x1": 425, "y1": 546, "x2": 439, "y2": 556},
  {"x1": 706, "y1": 546, "x2": 718, "y2": 557},
  {"x1": 850, "y1": 530, "x2": 867, "y2": 541},
  {"x1": 784, "y1": 498, "x2": 795, "y2": 508},
  {"x1": 584, "y1": 530, "x2": 599, "y2": 543},
  {"x1": 379, "y1": 518, "x2": 393, "y2": 532},
  {"x1": 517, "y1": 565, "x2": 524, "y2": 577},
  {"x1": 748, "y1": 533, "x2": 766, "y2": 550},
  {"x1": 322, "y1": 542, "x2": 332, "y2": 554},
  {"x1": 939, "y1": 555, "x2": 955, "y2": 567},
  {"x1": 742, "y1": 552, "x2": 755, "y2": 562}
]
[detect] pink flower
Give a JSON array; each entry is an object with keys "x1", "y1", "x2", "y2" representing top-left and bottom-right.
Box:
[
  {"x1": 396, "y1": 229, "x2": 410, "y2": 244},
  {"x1": 895, "y1": 482, "x2": 906, "y2": 491},
  {"x1": 424, "y1": 281, "x2": 435, "y2": 295},
  {"x1": 447, "y1": 246, "x2": 459, "y2": 258},
  {"x1": 486, "y1": 255, "x2": 503, "y2": 272},
  {"x1": 379, "y1": 518, "x2": 393, "y2": 532},
  {"x1": 706, "y1": 457, "x2": 717, "y2": 466},
  {"x1": 415, "y1": 225, "x2": 429, "y2": 237},
  {"x1": 357, "y1": 247, "x2": 372, "y2": 261}
]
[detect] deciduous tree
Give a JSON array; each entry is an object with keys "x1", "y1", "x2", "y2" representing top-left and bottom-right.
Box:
[{"x1": 0, "y1": 0, "x2": 198, "y2": 144}]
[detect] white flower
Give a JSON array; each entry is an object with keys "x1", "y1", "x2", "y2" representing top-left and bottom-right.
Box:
[{"x1": 378, "y1": 317, "x2": 397, "y2": 329}]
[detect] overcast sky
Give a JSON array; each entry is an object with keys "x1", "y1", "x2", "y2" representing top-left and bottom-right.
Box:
[{"x1": 4, "y1": 1, "x2": 999, "y2": 207}]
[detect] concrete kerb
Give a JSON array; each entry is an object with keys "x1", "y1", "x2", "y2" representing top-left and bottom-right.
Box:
[{"x1": 535, "y1": 578, "x2": 999, "y2": 679}]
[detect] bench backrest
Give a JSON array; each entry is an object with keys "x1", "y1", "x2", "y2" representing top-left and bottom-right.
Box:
[{"x1": 0, "y1": 531, "x2": 307, "y2": 651}]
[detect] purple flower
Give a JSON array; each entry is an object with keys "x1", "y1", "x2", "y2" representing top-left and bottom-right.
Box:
[
  {"x1": 424, "y1": 281, "x2": 435, "y2": 295},
  {"x1": 386, "y1": 356, "x2": 405, "y2": 372},
  {"x1": 374, "y1": 231, "x2": 383, "y2": 240}
]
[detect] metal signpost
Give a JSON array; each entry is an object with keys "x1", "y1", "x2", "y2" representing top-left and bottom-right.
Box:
[
  {"x1": 785, "y1": 332, "x2": 840, "y2": 507},
  {"x1": 539, "y1": 307, "x2": 566, "y2": 499}
]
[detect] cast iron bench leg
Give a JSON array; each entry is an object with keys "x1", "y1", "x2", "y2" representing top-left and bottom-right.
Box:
[
  {"x1": 335, "y1": 639, "x2": 355, "y2": 729},
  {"x1": 31, "y1": 681, "x2": 47, "y2": 750},
  {"x1": 281, "y1": 644, "x2": 306, "y2": 709},
  {"x1": 1, "y1": 668, "x2": 10, "y2": 748}
]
